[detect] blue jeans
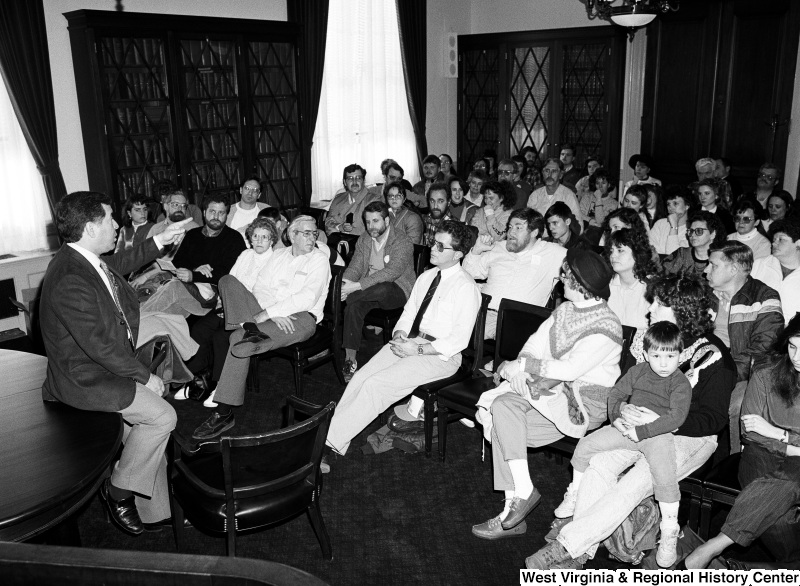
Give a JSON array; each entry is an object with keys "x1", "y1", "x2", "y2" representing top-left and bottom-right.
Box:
[
  {"x1": 557, "y1": 435, "x2": 717, "y2": 559},
  {"x1": 721, "y1": 444, "x2": 800, "y2": 562}
]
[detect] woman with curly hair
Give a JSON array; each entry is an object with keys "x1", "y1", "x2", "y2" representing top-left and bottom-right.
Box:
[
  {"x1": 528, "y1": 272, "x2": 736, "y2": 570},
  {"x1": 605, "y1": 227, "x2": 660, "y2": 329},
  {"x1": 663, "y1": 210, "x2": 726, "y2": 277},
  {"x1": 686, "y1": 314, "x2": 800, "y2": 568},
  {"x1": 598, "y1": 207, "x2": 650, "y2": 248},
  {"x1": 471, "y1": 179, "x2": 516, "y2": 242}
]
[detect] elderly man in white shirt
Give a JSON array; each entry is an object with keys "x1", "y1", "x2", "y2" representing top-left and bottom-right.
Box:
[
  {"x1": 192, "y1": 215, "x2": 331, "y2": 440},
  {"x1": 463, "y1": 208, "x2": 566, "y2": 339},
  {"x1": 323, "y1": 221, "x2": 481, "y2": 469},
  {"x1": 527, "y1": 158, "x2": 584, "y2": 230}
]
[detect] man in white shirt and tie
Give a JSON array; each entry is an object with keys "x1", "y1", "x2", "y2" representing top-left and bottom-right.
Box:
[{"x1": 322, "y1": 221, "x2": 482, "y2": 471}]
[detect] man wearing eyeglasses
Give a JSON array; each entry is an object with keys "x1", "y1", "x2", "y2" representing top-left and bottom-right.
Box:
[
  {"x1": 747, "y1": 163, "x2": 791, "y2": 211},
  {"x1": 322, "y1": 221, "x2": 481, "y2": 471},
  {"x1": 192, "y1": 216, "x2": 331, "y2": 440},
  {"x1": 463, "y1": 208, "x2": 565, "y2": 339},
  {"x1": 226, "y1": 175, "x2": 271, "y2": 235},
  {"x1": 147, "y1": 191, "x2": 200, "y2": 241},
  {"x1": 497, "y1": 158, "x2": 532, "y2": 210},
  {"x1": 727, "y1": 199, "x2": 771, "y2": 259}
]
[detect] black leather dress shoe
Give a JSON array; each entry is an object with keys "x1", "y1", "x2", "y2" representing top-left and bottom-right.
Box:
[
  {"x1": 100, "y1": 478, "x2": 144, "y2": 536},
  {"x1": 192, "y1": 411, "x2": 235, "y2": 440},
  {"x1": 501, "y1": 488, "x2": 542, "y2": 530},
  {"x1": 186, "y1": 372, "x2": 214, "y2": 402},
  {"x1": 143, "y1": 517, "x2": 193, "y2": 532},
  {"x1": 231, "y1": 332, "x2": 272, "y2": 358}
]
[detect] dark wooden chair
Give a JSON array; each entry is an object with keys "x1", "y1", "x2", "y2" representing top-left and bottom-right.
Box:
[
  {"x1": 169, "y1": 397, "x2": 335, "y2": 558},
  {"x1": 407, "y1": 292, "x2": 491, "y2": 458},
  {"x1": 364, "y1": 244, "x2": 431, "y2": 344},
  {"x1": 698, "y1": 452, "x2": 741, "y2": 539},
  {"x1": 248, "y1": 266, "x2": 345, "y2": 398},
  {"x1": 0, "y1": 541, "x2": 329, "y2": 586},
  {"x1": 436, "y1": 299, "x2": 552, "y2": 462}
]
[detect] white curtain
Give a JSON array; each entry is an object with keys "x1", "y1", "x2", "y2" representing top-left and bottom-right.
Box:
[
  {"x1": 0, "y1": 77, "x2": 52, "y2": 255},
  {"x1": 311, "y1": 0, "x2": 420, "y2": 202}
]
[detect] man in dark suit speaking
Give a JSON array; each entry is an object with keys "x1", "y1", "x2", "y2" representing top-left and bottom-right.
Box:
[{"x1": 40, "y1": 191, "x2": 190, "y2": 536}]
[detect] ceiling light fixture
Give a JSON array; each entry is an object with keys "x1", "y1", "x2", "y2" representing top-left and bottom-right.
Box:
[{"x1": 585, "y1": 0, "x2": 679, "y2": 40}]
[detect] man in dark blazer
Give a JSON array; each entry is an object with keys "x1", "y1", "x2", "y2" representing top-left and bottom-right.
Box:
[
  {"x1": 40, "y1": 191, "x2": 190, "y2": 536},
  {"x1": 340, "y1": 201, "x2": 416, "y2": 382}
]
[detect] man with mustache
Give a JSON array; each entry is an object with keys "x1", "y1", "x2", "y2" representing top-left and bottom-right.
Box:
[
  {"x1": 527, "y1": 158, "x2": 584, "y2": 230},
  {"x1": 422, "y1": 182, "x2": 454, "y2": 247},
  {"x1": 463, "y1": 208, "x2": 565, "y2": 339},
  {"x1": 339, "y1": 201, "x2": 416, "y2": 382}
]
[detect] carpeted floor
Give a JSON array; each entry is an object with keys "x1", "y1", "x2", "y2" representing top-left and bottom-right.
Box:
[{"x1": 46, "y1": 329, "x2": 767, "y2": 585}]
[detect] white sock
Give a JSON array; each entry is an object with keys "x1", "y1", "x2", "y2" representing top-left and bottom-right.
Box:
[
  {"x1": 659, "y1": 501, "x2": 679, "y2": 526},
  {"x1": 499, "y1": 490, "x2": 514, "y2": 521},
  {"x1": 508, "y1": 459, "x2": 534, "y2": 499},
  {"x1": 571, "y1": 470, "x2": 584, "y2": 492}
]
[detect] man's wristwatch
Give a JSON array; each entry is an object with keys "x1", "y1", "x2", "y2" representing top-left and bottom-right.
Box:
[{"x1": 417, "y1": 344, "x2": 424, "y2": 356}]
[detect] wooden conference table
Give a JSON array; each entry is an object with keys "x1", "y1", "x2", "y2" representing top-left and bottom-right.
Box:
[{"x1": 0, "y1": 350, "x2": 122, "y2": 542}]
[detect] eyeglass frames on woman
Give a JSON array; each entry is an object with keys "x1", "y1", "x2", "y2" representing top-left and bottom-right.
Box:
[{"x1": 685, "y1": 227, "x2": 710, "y2": 237}]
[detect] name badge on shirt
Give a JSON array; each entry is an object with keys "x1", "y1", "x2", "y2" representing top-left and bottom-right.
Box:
[{"x1": 384, "y1": 255, "x2": 391, "y2": 263}]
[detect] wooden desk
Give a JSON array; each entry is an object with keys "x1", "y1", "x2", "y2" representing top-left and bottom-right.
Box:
[{"x1": 0, "y1": 350, "x2": 122, "y2": 542}]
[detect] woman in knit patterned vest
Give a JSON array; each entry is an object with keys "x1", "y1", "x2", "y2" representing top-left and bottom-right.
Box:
[{"x1": 471, "y1": 249, "x2": 623, "y2": 541}]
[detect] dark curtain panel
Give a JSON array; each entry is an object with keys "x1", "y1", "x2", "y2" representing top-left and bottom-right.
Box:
[
  {"x1": 395, "y1": 0, "x2": 428, "y2": 170},
  {"x1": 0, "y1": 0, "x2": 67, "y2": 217},
  {"x1": 288, "y1": 0, "x2": 330, "y2": 204}
]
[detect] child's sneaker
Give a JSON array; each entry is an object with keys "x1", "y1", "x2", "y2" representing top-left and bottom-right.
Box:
[
  {"x1": 553, "y1": 483, "x2": 578, "y2": 518},
  {"x1": 656, "y1": 523, "x2": 681, "y2": 567}
]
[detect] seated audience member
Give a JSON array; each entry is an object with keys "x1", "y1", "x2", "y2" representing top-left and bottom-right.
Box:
[
  {"x1": 340, "y1": 202, "x2": 415, "y2": 381},
  {"x1": 606, "y1": 228, "x2": 659, "y2": 330},
  {"x1": 622, "y1": 184, "x2": 653, "y2": 231},
  {"x1": 323, "y1": 221, "x2": 481, "y2": 469},
  {"x1": 41, "y1": 191, "x2": 191, "y2": 535},
  {"x1": 192, "y1": 216, "x2": 331, "y2": 440},
  {"x1": 574, "y1": 155, "x2": 601, "y2": 204},
  {"x1": 598, "y1": 207, "x2": 650, "y2": 250},
  {"x1": 153, "y1": 181, "x2": 203, "y2": 226},
  {"x1": 226, "y1": 175, "x2": 270, "y2": 235},
  {"x1": 147, "y1": 189, "x2": 200, "y2": 240},
  {"x1": 471, "y1": 249, "x2": 622, "y2": 541},
  {"x1": 563, "y1": 321, "x2": 692, "y2": 567},
  {"x1": 383, "y1": 181, "x2": 423, "y2": 244},
  {"x1": 746, "y1": 162, "x2": 792, "y2": 212},
  {"x1": 644, "y1": 184, "x2": 667, "y2": 227},
  {"x1": 471, "y1": 180, "x2": 515, "y2": 242},
  {"x1": 715, "y1": 157, "x2": 743, "y2": 202},
  {"x1": 511, "y1": 155, "x2": 534, "y2": 195},
  {"x1": 172, "y1": 194, "x2": 247, "y2": 288},
  {"x1": 115, "y1": 194, "x2": 154, "y2": 253},
  {"x1": 447, "y1": 177, "x2": 479, "y2": 225},
  {"x1": 662, "y1": 210, "x2": 726, "y2": 276},
  {"x1": 527, "y1": 158, "x2": 583, "y2": 229},
  {"x1": 728, "y1": 199, "x2": 771, "y2": 259},
  {"x1": 473, "y1": 157, "x2": 491, "y2": 176},
  {"x1": 704, "y1": 241, "x2": 783, "y2": 453},
  {"x1": 440, "y1": 153, "x2": 456, "y2": 180},
  {"x1": 685, "y1": 315, "x2": 800, "y2": 568},
  {"x1": 176, "y1": 217, "x2": 279, "y2": 404},
  {"x1": 761, "y1": 191, "x2": 793, "y2": 235},
  {"x1": 650, "y1": 186, "x2": 691, "y2": 256},
  {"x1": 324, "y1": 164, "x2": 382, "y2": 240},
  {"x1": 545, "y1": 202, "x2": 591, "y2": 250},
  {"x1": 257, "y1": 207, "x2": 289, "y2": 246},
  {"x1": 580, "y1": 168, "x2": 619, "y2": 234},
  {"x1": 697, "y1": 157, "x2": 733, "y2": 210},
  {"x1": 752, "y1": 220, "x2": 800, "y2": 324},
  {"x1": 412, "y1": 155, "x2": 445, "y2": 209},
  {"x1": 559, "y1": 144, "x2": 582, "y2": 194},
  {"x1": 463, "y1": 209, "x2": 566, "y2": 339},
  {"x1": 465, "y1": 169, "x2": 487, "y2": 207},
  {"x1": 622, "y1": 154, "x2": 660, "y2": 199},
  {"x1": 368, "y1": 160, "x2": 415, "y2": 201},
  {"x1": 695, "y1": 178, "x2": 735, "y2": 235},
  {"x1": 422, "y1": 182, "x2": 455, "y2": 247},
  {"x1": 520, "y1": 146, "x2": 543, "y2": 191},
  {"x1": 529, "y1": 272, "x2": 736, "y2": 570},
  {"x1": 497, "y1": 158, "x2": 531, "y2": 210}
]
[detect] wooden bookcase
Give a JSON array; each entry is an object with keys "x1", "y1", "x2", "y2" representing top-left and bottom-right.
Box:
[{"x1": 66, "y1": 10, "x2": 305, "y2": 214}]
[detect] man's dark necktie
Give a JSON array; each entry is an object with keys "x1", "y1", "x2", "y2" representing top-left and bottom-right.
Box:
[
  {"x1": 408, "y1": 270, "x2": 441, "y2": 338},
  {"x1": 100, "y1": 261, "x2": 134, "y2": 347}
]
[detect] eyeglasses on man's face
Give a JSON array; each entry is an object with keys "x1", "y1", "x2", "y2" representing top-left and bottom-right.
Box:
[
  {"x1": 686, "y1": 227, "x2": 710, "y2": 236},
  {"x1": 243, "y1": 186, "x2": 261, "y2": 193},
  {"x1": 497, "y1": 168, "x2": 515, "y2": 177},
  {"x1": 168, "y1": 202, "x2": 188, "y2": 209},
  {"x1": 293, "y1": 229, "x2": 319, "y2": 240},
  {"x1": 430, "y1": 241, "x2": 454, "y2": 252},
  {"x1": 758, "y1": 172, "x2": 778, "y2": 181}
]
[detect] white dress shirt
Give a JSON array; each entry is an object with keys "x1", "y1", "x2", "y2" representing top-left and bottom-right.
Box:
[
  {"x1": 462, "y1": 239, "x2": 566, "y2": 311},
  {"x1": 394, "y1": 264, "x2": 481, "y2": 361},
  {"x1": 250, "y1": 246, "x2": 331, "y2": 323}
]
